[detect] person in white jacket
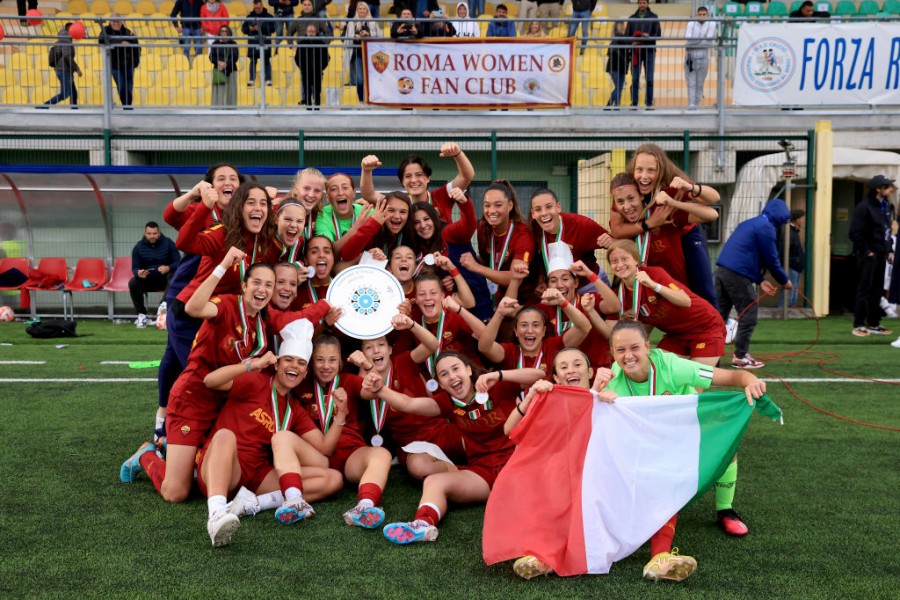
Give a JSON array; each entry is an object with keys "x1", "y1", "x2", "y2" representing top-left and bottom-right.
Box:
[
  {"x1": 453, "y1": 2, "x2": 480, "y2": 37},
  {"x1": 344, "y1": 1, "x2": 381, "y2": 101},
  {"x1": 684, "y1": 6, "x2": 716, "y2": 109}
]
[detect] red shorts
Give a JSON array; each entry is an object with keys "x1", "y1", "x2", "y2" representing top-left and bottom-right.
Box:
[
  {"x1": 460, "y1": 463, "x2": 505, "y2": 489},
  {"x1": 195, "y1": 445, "x2": 274, "y2": 498},
  {"x1": 658, "y1": 331, "x2": 725, "y2": 359},
  {"x1": 328, "y1": 436, "x2": 366, "y2": 473},
  {"x1": 165, "y1": 414, "x2": 217, "y2": 448}
]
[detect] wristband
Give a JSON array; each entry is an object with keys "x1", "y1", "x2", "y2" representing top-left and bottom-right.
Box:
[
  {"x1": 212, "y1": 265, "x2": 227, "y2": 279},
  {"x1": 244, "y1": 358, "x2": 253, "y2": 372},
  {"x1": 690, "y1": 183, "x2": 702, "y2": 198},
  {"x1": 456, "y1": 305, "x2": 463, "y2": 314},
  {"x1": 654, "y1": 283, "x2": 663, "y2": 293},
  {"x1": 560, "y1": 299, "x2": 570, "y2": 309},
  {"x1": 588, "y1": 272, "x2": 599, "y2": 283},
  {"x1": 498, "y1": 370, "x2": 503, "y2": 381},
  {"x1": 449, "y1": 268, "x2": 460, "y2": 278},
  {"x1": 516, "y1": 403, "x2": 526, "y2": 417}
]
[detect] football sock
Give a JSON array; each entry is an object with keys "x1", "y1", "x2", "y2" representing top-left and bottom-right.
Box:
[
  {"x1": 357, "y1": 482, "x2": 383, "y2": 506},
  {"x1": 257, "y1": 491, "x2": 284, "y2": 511},
  {"x1": 715, "y1": 460, "x2": 738, "y2": 511},
  {"x1": 414, "y1": 503, "x2": 441, "y2": 527},
  {"x1": 279, "y1": 473, "x2": 304, "y2": 501},
  {"x1": 650, "y1": 514, "x2": 678, "y2": 557},
  {"x1": 139, "y1": 452, "x2": 165, "y2": 493},
  {"x1": 207, "y1": 495, "x2": 227, "y2": 518}
]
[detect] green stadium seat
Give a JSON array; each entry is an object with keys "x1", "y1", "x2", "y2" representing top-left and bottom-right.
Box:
[
  {"x1": 790, "y1": 1, "x2": 804, "y2": 12},
  {"x1": 722, "y1": 1, "x2": 743, "y2": 16},
  {"x1": 814, "y1": 1, "x2": 832, "y2": 13},
  {"x1": 884, "y1": 0, "x2": 900, "y2": 14},
  {"x1": 745, "y1": 1, "x2": 765, "y2": 17},
  {"x1": 767, "y1": 0, "x2": 789, "y2": 17},
  {"x1": 857, "y1": 0, "x2": 881, "y2": 14},
  {"x1": 833, "y1": 0, "x2": 858, "y2": 16}
]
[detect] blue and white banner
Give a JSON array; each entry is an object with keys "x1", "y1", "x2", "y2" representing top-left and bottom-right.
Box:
[
  {"x1": 734, "y1": 22, "x2": 900, "y2": 105},
  {"x1": 362, "y1": 39, "x2": 573, "y2": 108}
]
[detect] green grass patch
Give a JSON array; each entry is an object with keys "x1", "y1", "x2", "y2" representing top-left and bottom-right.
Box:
[{"x1": 0, "y1": 316, "x2": 898, "y2": 598}]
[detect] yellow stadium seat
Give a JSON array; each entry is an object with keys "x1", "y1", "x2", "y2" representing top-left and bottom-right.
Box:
[
  {"x1": 145, "y1": 87, "x2": 170, "y2": 105},
  {"x1": 142, "y1": 53, "x2": 165, "y2": 71},
  {"x1": 173, "y1": 88, "x2": 200, "y2": 105},
  {"x1": 135, "y1": 0, "x2": 155, "y2": 15},
  {"x1": 228, "y1": 1, "x2": 248, "y2": 16},
  {"x1": 0, "y1": 68, "x2": 15, "y2": 87},
  {"x1": 187, "y1": 67, "x2": 208, "y2": 88},
  {"x1": 272, "y1": 50, "x2": 294, "y2": 74},
  {"x1": 10, "y1": 52, "x2": 33, "y2": 72},
  {"x1": 3, "y1": 87, "x2": 31, "y2": 105},
  {"x1": 341, "y1": 86, "x2": 360, "y2": 107},
  {"x1": 283, "y1": 85, "x2": 303, "y2": 106},
  {"x1": 169, "y1": 53, "x2": 192, "y2": 72},
  {"x1": 160, "y1": 1, "x2": 175, "y2": 15},
  {"x1": 133, "y1": 68, "x2": 154, "y2": 87},
  {"x1": 91, "y1": 0, "x2": 112, "y2": 15},
  {"x1": 113, "y1": 0, "x2": 133, "y2": 14},
  {"x1": 326, "y1": 2, "x2": 340, "y2": 17},
  {"x1": 237, "y1": 86, "x2": 258, "y2": 107},
  {"x1": 67, "y1": 0, "x2": 89, "y2": 14}
]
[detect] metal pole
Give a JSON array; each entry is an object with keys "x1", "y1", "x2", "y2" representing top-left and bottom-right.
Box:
[
  {"x1": 101, "y1": 45, "x2": 113, "y2": 131},
  {"x1": 490, "y1": 131, "x2": 498, "y2": 181},
  {"x1": 782, "y1": 176, "x2": 792, "y2": 320}
]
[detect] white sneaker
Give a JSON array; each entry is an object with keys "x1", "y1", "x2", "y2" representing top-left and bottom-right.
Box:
[
  {"x1": 724, "y1": 318, "x2": 738, "y2": 344},
  {"x1": 227, "y1": 486, "x2": 260, "y2": 518},
  {"x1": 383, "y1": 519, "x2": 439, "y2": 545},
  {"x1": 135, "y1": 314, "x2": 149, "y2": 328},
  {"x1": 891, "y1": 337, "x2": 900, "y2": 348},
  {"x1": 208, "y1": 511, "x2": 240, "y2": 547},
  {"x1": 274, "y1": 498, "x2": 314, "y2": 525},
  {"x1": 156, "y1": 301, "x2": 167, "y2": 318}
]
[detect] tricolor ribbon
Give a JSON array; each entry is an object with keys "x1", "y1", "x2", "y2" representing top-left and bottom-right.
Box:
[
  {"x1": 270, "y1": 377, "x2": 292, "y2": 432},
  {"x1": 234, "y1": 295, "x2": 267, "y2": 360},
  {"x1": 314, "y1": 375, "x2": 339, "y2": 433}
]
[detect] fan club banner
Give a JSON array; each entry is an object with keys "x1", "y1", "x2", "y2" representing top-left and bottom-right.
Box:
[
  {"x1": 734, "y1": 22, "x2": 900, "y2": 106},
  {"x1": 362, "y1": 39, "x2": 573, "y2": 108}
]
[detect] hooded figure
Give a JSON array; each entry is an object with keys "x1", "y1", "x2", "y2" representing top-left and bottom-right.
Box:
[{"x1": 453, "y1": 2, "x2": 480, "y2": 37}]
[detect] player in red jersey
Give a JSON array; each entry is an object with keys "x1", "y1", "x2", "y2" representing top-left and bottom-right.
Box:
[
  {"x1": 196, "y1": 319, "x2": 344, "y2": 546},
  {"x1": 607, "y1": 239, "x2": 725, "y2": 368},
  {"x1": 529, "y1": 188, "x2": 614, "y2": 291},
  {"x1": 479, "y1": 288, "x2": 591, "y2": 380},
  {"x1": 292, "y1": 236, "x2": 341, "y2": 332},
  {"x1": 461, "y1": 180, "x2": 535, "y2": 306},
  {"x1": 175, "y1": 182, "x2": 279, "y2": 304},
  {"x1": 288, "y1": 167, "x2": 327, "y2": 240},
  {"x1": 359, "y1": 142, "x2": 475, "y2": 225},
  {"x1": 119, "y1": 252, "x2": 276, "y2": 503},
  {"x1": 273, "y1": 197, "x2": 308, "y2": 267},
  {"x1": 294, "y1": 334, "x2": 393, "y2": 530},
  {"x1": 367, "y1": 352, "x2": 545, "y2": 544}
]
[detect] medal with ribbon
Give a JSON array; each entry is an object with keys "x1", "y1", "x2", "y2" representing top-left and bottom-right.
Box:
[
  {"x1": 555, "y1": 296, "x2": 575, "y2": 336},
  {"x1": 517, "y1": 348, "x2": 544, "y2": 401},
  {"x1": 423, "y1": 311, "x2": 445, "y2": 392},
  {"x1": 270, "y1": 377, "x2": 292, "y2": 432},
  {"x1": 314, "y1": 375, "x2": 339, "y2": 433},
  {"x1": 617, "y1": 277, "x2": 642, "y2": 319},
  {"x1": 332, "y1": 206, "x2": 355, "y2": 241},
  {"x1": 237, "y1": 235, "x2": 259, "y2": 281},
  {"x1": 624, "y1": 358, "x2": 656, "y2": 396},
  {"x1": 369, "y1": 366, "x2": 390, "y2": 446},
  {"x1": 540, "y1": 217, "x2": 563, "y2": 274},
  {"x1": 234, "y1": 295, "x2": 266, "y2": 360}
]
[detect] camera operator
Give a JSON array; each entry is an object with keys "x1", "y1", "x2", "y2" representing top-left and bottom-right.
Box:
[{"x1": 390, "y1": 8, "x2": 423, "y2": 39}]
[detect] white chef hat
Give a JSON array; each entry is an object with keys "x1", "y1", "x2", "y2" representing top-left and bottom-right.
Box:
[
  {"x1": 278, "y1": 318, "x2": 314, "y2": 361},
  {"x1": 359, "y1": 250, "x2": 389, "y2": 270},
  {"x1": 546, "y1": 241, "x2": 574, "y2": 275}
]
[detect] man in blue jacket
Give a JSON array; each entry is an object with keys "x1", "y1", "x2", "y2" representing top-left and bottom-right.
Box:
[
  {"x1": 715, "y1": 198, "x2": 793, "y2": 369},
  {"x1": 129, "y1": 222, "x2": 180, "y2": 328},
  {"x1": 486, "y1": 4, "x2": 516, "y2": 37}
]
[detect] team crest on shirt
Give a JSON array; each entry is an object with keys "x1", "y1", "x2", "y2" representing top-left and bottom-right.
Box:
[
  {"x1": 539, "y1": 362, "x2": 548, "y2": 371},
  {"x1": 662, "y1": 391, "x2": 672, "y2": 395},
  {"x1": 211, "y1": 297, "x2": 221, "y2": 305},
  {"x1": 443, "y1": 332, "x2": 452, "y2": 340},
  {"x1": 236, "y1": 325, "x2": 243, "y2": 336},
  {"x1": 180, "y1": 425, "x2": 191, "y2": 436}
]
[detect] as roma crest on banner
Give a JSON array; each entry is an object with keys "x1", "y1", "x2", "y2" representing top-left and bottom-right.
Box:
[{"x1": 372, "y1": 51, "x2": 389, "y2": 74}]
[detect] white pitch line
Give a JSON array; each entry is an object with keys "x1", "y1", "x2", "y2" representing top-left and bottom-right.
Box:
[
  {"x1": 0, "y1": 378, "x2": 157, "y2": 383},
  {"x1": 761, "y1": 378, "x2": 900, "y2": 383},
  {"x1": 100, "y1": 361, "x2": 133, "y2": 365},
  {"x1": 0, "y1": 360, "x2": 46, "y2": 364}
]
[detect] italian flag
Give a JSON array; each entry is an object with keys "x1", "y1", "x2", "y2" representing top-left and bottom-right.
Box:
[{"x1": 482, "y1": 387, "x2": 783, "y2": 576}]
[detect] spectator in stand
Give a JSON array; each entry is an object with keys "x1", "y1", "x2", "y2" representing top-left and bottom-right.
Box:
[
  {"x1": 519, "y1": 0, "x2": 539, "y2": 35},
  {"x1": 290, "y1": 0, "x2": 329, "y2": 37},
  {"x1": 453, "y1": 3, "x2": 480, "y2": 38},
  {"x1": 568, "y1": 0, "x2": 595, "y2": 55},
  {"x1": 171, "y1": 0, "x2": 204, "y2": 60},
  {"x1": 269, "y1": 0, "x2": 299, "y2": 54},
  {"x1": 129, "y1": 222, "x2": 180, "y2": 329},
  {"x1": 486, "y1": 4, "x2": 516, "y2": 37},
  {"x1": 243, "y1": 0, "x2": 276, "y2": 87},
  {"x1": 391, "y1": 8, "x2": 423, "y2": 39},
  {"x1": 535, "y1": 0, "x2": 562, "y2": 34},
  {"x1": 684, "y1": 6, "x2": 715, "y2": 109},
  {"x1": 467, "y1": 0, "x2": 484, "y2": 19},
  {"x1": 201, "y1": 0, "x2": 230, "y2": 46},
  {"x1": 790, "y1": 0, "x2": 830, "y2": 20},
  {"x1": 209, "y1": 25, "x2": 238, "y2": 107},
  {"x1": 349, "y1": 0, "x2": 381, "y2": 18},
  {"x1": 98, "y1": 15, "x2": 141, "y2": 109},
  {"x1": 41, "y1": 24, "x2": 82, "y2": 108},
  {"x1": 605, "y1": 20, "x2": 630, "y2": 107},
  {"x1": 411, "y1": 0, "x2": 439, "y2": 18},
  {"x1": 776, "y1": 209, "x2": 805, "y2": 308},
  {"x1": 295, "y1": 23, "x2": 331, "y2": 108},
  {"x1": 422, "y1": 9, "x2": 457, "y2": 37},
  {"x1": 626, "y1": 0, "x2": 660, "y2": 108},
  {"x1": 344, "y1": 2, "x2": 379, "y2": 102},
  {"x1": 522, "y1": 20, "x2": 545, "y2": 37}
]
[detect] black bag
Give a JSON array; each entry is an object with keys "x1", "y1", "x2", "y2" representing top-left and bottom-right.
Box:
[{"x1": 26, "y1": 320, "x2": 77, "y2": 339}]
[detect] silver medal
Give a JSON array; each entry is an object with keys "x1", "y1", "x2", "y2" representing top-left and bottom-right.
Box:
[
  {"x1": 475, "y1": 391, "x2": 489, "y2": 405},
  {"x1": 307, "y1": 265, "x2": 316, "y2": 279},
  {"x1": 487, "y1": 281, "x2": 499, "y2": 296},
  {"x1": 426, "y1": 379, "x2": 439, "y2": 393},
  {"x1": 423, "y1": 254, "x2": 436, "y2": 266},
  {"x1": 371, "y1": 434, "x2": 384, "y2": 447}
]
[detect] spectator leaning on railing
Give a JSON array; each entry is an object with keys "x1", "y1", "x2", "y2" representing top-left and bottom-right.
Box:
[
  {"x1": 170, "y1": 0, "x2": 204, "y2": 61},
  {"x1": 99, "y1": 14, "x2": 141, "y2": 109},
  {"x1": 243, "y1": 0, "x2": 276, "y2": 87},
  {"x1": 486, "y1": 4, "x2": 516, "y2": 37}
]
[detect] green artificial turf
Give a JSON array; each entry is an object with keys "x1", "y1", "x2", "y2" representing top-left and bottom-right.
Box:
[{"x1": 0, "y1": 317, "x2": 897, "y2": 599}]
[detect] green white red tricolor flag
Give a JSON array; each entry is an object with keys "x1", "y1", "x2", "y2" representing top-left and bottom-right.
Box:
[{"x1": 482, "y1": 387, "x2": 783, "y2": 576}]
